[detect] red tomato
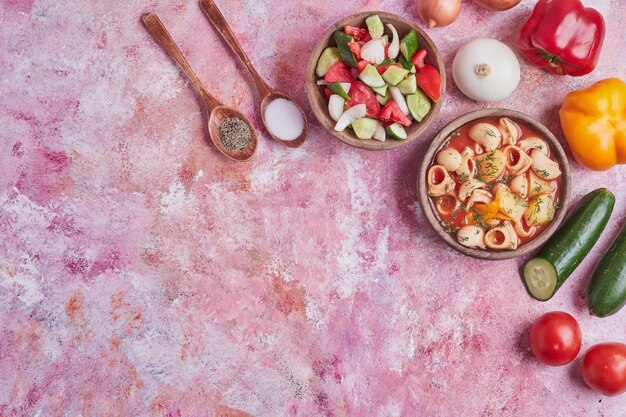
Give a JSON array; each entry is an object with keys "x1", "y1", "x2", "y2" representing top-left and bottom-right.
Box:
[
  {"x1": 582, "y1": 343, "x2": 626, "y2": 397},
  {"x1": 379, "y1": 101, "x2": 411, "y2": 127},
  {"x1": 357, "y1": 60, "x2": 371, "y2": 73},
  {"x1": 530, "y1": 311, "x2": 582, "y2": 366},
  {"x1": 324, "y1": 61, "x2": 353, "y2": 83},
  {"x1": 324, "y1": 88, "x2": 333, "y2": 99},
  {"x1": 344, "y1": 26, "x2": 371, "y2": 42},
  {"x1": 377, "y1": 62, "x2": 402, "y2": 75},
  {"x1": 411, "y1": 48, "x2": 428, "y2": 70},
  {"x1": 348, "y1": 42, "x2": 364, "y2": 61},
  {"x1": 416, "y1": 64, "x2": 442, "y2": 102},
  {"x1": 347, "y1": 81, "x2": 380, "y2": 118}
]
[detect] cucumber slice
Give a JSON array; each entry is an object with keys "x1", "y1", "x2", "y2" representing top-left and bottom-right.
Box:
[
  {"x1": 376, "y1": 94, "x2": 389, "y2": 106},
  {"x1": 406, "y1": 89, "x2": 431, "y2": 122},
  {"x1": 397, "y1": 75, "x2": 417, "y2": 95},
  {"x1": 328, "y1": 81, "x2": 350, "y2": 100},
  {"x1": 382, "y1": 66, "x2": 409, "y2": 86},
  {"x1": 371, "y1": 84, "x2": 388, "y2": 96},
  {"x1": 588, "y1": 221, "x2": 626, "y2": 317},
  {"x1": 400, "y1": 29, "x2": 419, "y2": 61},
  {"x1": 316, "y1": 47, "x2": 341, "y2": 77},
  {"x1": 399, "y1": 55, "x2": 416, "y2": 74},
  {"x1": 522, "y1": 188, "x2": 615, "y2": 302},
  {"x1": 524, "y1": 258, "x2": 558, "y2": 302},
  {"x1": 352, "y1": 117, "x2": 378, "y2": 140},
  {"x1": 358, "y1": 64, "x2": 386, "y2": 89},
  {"x1": 334, "y1": 31, "x2": 357, "y2": 68},
  {"x1": 365, "y1": 14, "x2": 385, "y2": 39},
  {"x1": 386, "y1": 123, "x2": 407, "y2": 141}
]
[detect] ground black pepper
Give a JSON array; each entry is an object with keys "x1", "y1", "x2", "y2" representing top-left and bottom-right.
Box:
[{"x1": 219, "y1": 117, "x2": 251, "y2": 151}]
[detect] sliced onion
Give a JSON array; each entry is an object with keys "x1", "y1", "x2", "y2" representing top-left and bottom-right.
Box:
[
  {"x1": 328, "y1": 95, "x2": 346, "y2": 122},
  {"x1": 361, "y1": 38, "x2": 386, "y2": 65},
  {"x1": 335, "y1": 104, "x2": 367, "y2": 131},
  {"x1": 386, "y1": 24, "x2": 399, "y2": 59},
  {"x1": 373, "y1": 122, "x2": 386, "y2": 142},
  {"x1": 389, "y1": 86, "x2": 409, "y2": 115}
]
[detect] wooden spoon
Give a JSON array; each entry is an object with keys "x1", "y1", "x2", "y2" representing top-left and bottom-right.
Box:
[
  {"x1": 142, "y1": 12, "x2": 257, "y2": 161},
  {"x1": 199, "y1": 0, "x2": 308, "y2": 148}
]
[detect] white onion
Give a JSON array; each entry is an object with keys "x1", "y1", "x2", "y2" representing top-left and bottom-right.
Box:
[
  {"x1": 373, "y1": 122, "x2": 386, "y2": 142},
  {"x1": 360, "y1": 38, "x2": 386, "y2": 65},
  {"x1": 452, "y1": 38, "x2": 520, "y2": 103},
  {"x1": 335, "y1": 104, "x2": 367, "y2": 131},
  {"x1": 389, "y1": 86, "x2": 409, "y2": 115},
  {"x1": 386, "y1": 24, "x2": 399, "y2": 59},
  {"x1": 328, "y1": 95, "x2": 346, "y2": 122}
]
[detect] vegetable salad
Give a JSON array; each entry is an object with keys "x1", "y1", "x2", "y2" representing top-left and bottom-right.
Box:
[{"x1": 315, "y1": 14, "x2": 442, "y2": 142}]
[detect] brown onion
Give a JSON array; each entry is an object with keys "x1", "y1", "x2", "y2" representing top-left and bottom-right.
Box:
[
  {"x1": 417, "y1": 0, "x2": 462, "y2": 28},
  {"x1": 473, "y1": 0, "x2": 521, "y2": 11}
]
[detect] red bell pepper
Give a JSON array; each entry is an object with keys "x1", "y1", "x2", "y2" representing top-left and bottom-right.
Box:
[
  {"x1": 411, "y1": 49, "x2": 427, "y2": 70},
  {"x1": 517, "y1": 0, "x2": 605, "y2": 76},
  {"x1": 416, "y1": 65, "x2": 442, "y2": 102}
]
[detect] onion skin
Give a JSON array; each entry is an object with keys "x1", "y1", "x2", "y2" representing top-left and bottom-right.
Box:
[
  {"x1": 417, "y1": 0, "x2": 461, "y2": 28},
  {"x1": 473, "y1": 0, "x2": 521, "y2": 11}
]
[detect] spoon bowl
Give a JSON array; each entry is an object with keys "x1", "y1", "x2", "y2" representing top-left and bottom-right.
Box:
[
  {"x1": 142, "y1": 12, "x2": 257, "y2": 161},
  {"x1": 208, "y1": 106, "x2": 258, "y2": 161},
  {"x1": 260, "y1": 92, "x2": 308, "y2": 148},
  {"x1": 199, "y1": 0, "x2": 308, "y2": 148}
]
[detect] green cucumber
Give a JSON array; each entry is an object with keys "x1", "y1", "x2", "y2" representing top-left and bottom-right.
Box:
[
  {"x1": 399, "y1": 55, "x2": 416, "y2": 74},
  {"x1": 406, "y1": 89, "x2": 431, "y2": 122},
  {"x1": 328, "y1": 81, "x2": 350, "y2": 100},
  {"x1": 352, "y1": 117, "x2": 378, "y2": 140},
  {"x1": 587, "y1": 222, "x2": 626, "y2": 317},
  {"x1": 334, "y1": 31, "x2": 357, "y2": 68},
  {"x1": 382, "y1": 66, "x2": 409, "y2": 86},
  {"x1": 386, "y1": 123, "x2": 407, "y2": 140},
  {"x1": 316, "y1": 47, "x2": 341, "y2": 77},
  {"x1": 397, "y1": 74, "x2": 417, "y2": 95},
  {"x1": 523, "y1": 188, "x2": 616, "y2": 301},
  {"x1": 358, "y1": 64, "x2": 385, "y2": 89},
  {"x1": 371, "y1": 84, "x2": 388, "y2": 96},
  {"x1": 365, "y1": 14, "x2": 384, "y2": 39},
  {"x1": 400, "y1": 29, "x2": 419, "y2": 61}
]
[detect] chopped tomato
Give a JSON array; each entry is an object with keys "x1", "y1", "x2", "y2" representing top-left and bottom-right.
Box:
[
  {"x1": 344, "y1": 26, "x2": 371, "y2": 43},
  {"x1": 347, "y1": 81, "x2": 381, "y2": 118},
  {"x1": 380, "y1": 101, "x2": 411, "y2": 127},
  {"x1": 324, "y1": 88, "x2": 333, "y2": 99},
  {"x1": 357, "y1": 60, "x2": 371, "y2": 73},
  {"x1": 417, "y1": 64, "x2": 442, "y2": 102},
  {"x1": 377, "y1": 62, "x2": 402, "y2": 75},
  {"x1": 350, "y1": 68, "x2": 359, "y2": 79},
  {"x1": 348, "y1": 42, "x2": 364, "y2": 61},
  {"x1": 411, "y1": 49, "x2": 428, "y2": 70},
  {"x1": 324, "y1": 61, "x2": 354, "y2": 83}
]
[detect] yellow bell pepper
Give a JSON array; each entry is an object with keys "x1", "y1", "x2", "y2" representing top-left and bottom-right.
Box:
[{"x1": 559, "y1": 78, "x2": 626, "y2": 171}]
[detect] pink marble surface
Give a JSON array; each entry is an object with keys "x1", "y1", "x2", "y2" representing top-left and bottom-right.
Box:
[{"x1": 1, "y1": 0, "x2": 625, "y2": 415}]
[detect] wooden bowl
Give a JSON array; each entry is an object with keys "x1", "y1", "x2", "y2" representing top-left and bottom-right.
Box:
[
  {"x1": 417, "y1": 109, "x2": 572, "y2": 260},
  {"x1": 306, "y1": 12, "x2": 446, "y2": 151}
]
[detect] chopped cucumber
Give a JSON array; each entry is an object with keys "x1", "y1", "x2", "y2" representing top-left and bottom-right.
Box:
[
  {"x1": 382, "y1": 66, "x2": 409, "y2": 86},
  {"x1": 365, "y1": 15, "x2": 385, "y2": 39},
  {"x1": 352, "y1": 117, "x2": 378, "y2": 140},
  {"x1": 386, "y1": 123, "x2": 407, "y2": 141},
  {"x1": 334, "y1": 31, "x2": 357, "y2": 68},
  {"x1": 523, "y1": 258, "x2": 558, "y2": 301},
  {"x1": 376, "y1": 88, "x2": 392, "y2": 105},
  {"x1": 406, "y1": 89, "x2": 431, "y2": 122},
  {"x1": 329, "y1": 81, "x2": 350, "y2": 100},
  {"x1": 400, "y1": 29, "x2": 419, "y2": 61},
  {"x1": 358, "y1": 64, "x2": 386, "y2": 89},
  {"x1": 371, "y1": 84, "x2": 388, "y2": 96},
  {"x1": 397, "y1": 74, "x2": 417, "y2": 95},
  {"x1": 399, "y1": 55, "x2": 416, "y2": 74},
  {"x1": 316, "y1": 47, "x2": 341, "y2": 77}
]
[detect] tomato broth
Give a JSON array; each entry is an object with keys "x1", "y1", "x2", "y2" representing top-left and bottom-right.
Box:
[{"x1": 428, "y1": 117, "x2": 563, "y2": 250}]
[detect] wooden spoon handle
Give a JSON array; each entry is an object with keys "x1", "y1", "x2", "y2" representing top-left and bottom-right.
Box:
[
  {"x1": 142, "y1": 12, "x2": 221, "y2": 111},
  {"x1": 199, "y1": 0, "x2": 273, "y2": 98}
]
